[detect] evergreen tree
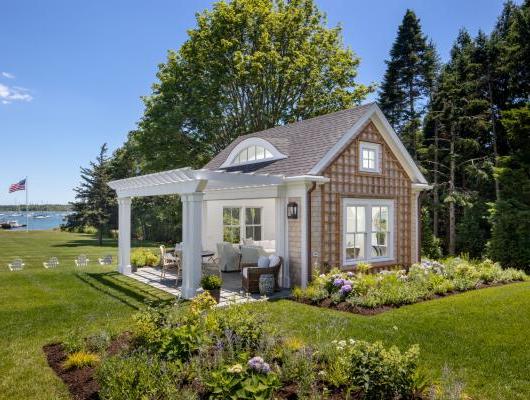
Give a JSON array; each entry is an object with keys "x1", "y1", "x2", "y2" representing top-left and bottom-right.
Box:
[
  {"x1": 66, "y1": 144, "x2": 115, "y2": 245},
  {"x1": 488, "y1": 105, "x2": 530, "y2": 269},
  {"x1": 378, "y1": 9, "x2": 438, "y2": 159}
]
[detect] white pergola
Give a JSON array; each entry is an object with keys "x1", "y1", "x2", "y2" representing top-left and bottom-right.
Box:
[{"x1": 108, "y1": 168, "x2": 285, "y2": 299}]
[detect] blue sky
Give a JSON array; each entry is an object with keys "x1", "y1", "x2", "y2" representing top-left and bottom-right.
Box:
[{"x1": 0, "y1": 0, "x2": 512, "y2": 205}]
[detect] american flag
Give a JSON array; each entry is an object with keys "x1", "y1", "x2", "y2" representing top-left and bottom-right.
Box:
[{"x1": 9, "y1": 179, "x2": 26, "y2": 193}]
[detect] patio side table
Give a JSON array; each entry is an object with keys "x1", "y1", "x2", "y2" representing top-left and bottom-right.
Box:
[{"x1": 259, "y1": 273, "x2": 274, "y2": 296}]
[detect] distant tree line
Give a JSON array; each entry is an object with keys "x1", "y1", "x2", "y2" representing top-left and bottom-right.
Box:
[{"x1": 68, "y1": 0, "x2": 530, "y2": 269}]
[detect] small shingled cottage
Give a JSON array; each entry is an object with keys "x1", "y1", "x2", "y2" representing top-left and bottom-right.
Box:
[{"x1": 109, "y1": 102, "x2": 430, "y2": 298}]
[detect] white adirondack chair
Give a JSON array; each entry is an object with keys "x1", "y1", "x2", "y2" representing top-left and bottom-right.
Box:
[
  {"x1": 8, "y1": 258, "x2": 24, "y2": 271},
  {"x1": 43, "y1": 257, "x2": 59, "y2": 269},
  {"x1": 98, "y1": 255, "x2": 113, "y2": 265},
  {"x1": 75, "y1": 254, "x2": 89, "y2": 267}
]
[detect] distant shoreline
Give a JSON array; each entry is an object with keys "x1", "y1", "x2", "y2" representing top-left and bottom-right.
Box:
[{"x1": 0, "y1": 205, "x2": 71, "y2": 212}]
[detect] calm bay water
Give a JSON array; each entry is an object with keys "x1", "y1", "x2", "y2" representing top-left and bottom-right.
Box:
[{"x1": 0, "y1": 211, "x2": 69, "y2": 231}]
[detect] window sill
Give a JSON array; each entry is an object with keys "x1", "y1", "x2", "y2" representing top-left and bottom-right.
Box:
[{"x1": 343, "y1": 257, "x2": 395, "y2": 267}]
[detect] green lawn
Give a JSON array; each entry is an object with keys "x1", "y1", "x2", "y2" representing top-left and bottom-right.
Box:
[
  {"x1": 1, "y1": 231, "x2": 529, "y2": 399},
  {"x1": 254, "y1": 283, "x2": 530, "y2": 400},
  {"x1": 0, "y1": 230, "x2": 173, "y2": 400}
]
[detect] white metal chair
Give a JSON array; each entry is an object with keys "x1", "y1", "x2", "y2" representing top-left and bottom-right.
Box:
[
  {"x1": 43, "y1": 257, "x2": 59, "y2": 269},
  {"x1": 98, "y1": 255, "x2": 113, "y2": 265},
  {"x1": 8, "y1": 258, "x2": 24, "y2": 271},
  {"x1": 160, "y1": 245, "x2": 179, "y2": 279},
  {"x1": 75, "y1": 254, "x2": 89, "y2": 267}
]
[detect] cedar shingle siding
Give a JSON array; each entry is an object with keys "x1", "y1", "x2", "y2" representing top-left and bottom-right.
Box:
[{"x1": 311, "y1": 122, "x2": 412, "y2": 269}]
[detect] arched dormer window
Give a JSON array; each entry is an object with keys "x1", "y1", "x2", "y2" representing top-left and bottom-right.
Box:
[{"x1": 220, "y1": 138, "x2": 287, "y2": 168}]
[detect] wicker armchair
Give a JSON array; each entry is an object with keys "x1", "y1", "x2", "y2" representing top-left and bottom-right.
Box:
[{"x1": 242, "y1": 256, "x2": 282, "y2": 293}]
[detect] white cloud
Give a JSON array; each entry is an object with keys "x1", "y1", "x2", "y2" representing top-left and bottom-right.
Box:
[
  {"x1": 1, "y1": 72, "x2": 15, "y2": 79},
  {"x1": 0, "y1": 83, "x2": 33, "y2": 104}
]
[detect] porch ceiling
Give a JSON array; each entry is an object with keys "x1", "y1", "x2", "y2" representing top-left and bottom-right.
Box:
[{"x1": 108, "y1": 167, "x2": 285, "y2": 198}]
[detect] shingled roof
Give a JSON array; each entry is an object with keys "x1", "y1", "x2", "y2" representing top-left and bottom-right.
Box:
[{"x1": 203, "y1": 103, "x2": 376, "y2": 177}]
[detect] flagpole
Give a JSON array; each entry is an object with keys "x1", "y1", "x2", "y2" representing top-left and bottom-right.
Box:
[{"x1": 26, "y1": 176, "x2": 29, "y2": 232}]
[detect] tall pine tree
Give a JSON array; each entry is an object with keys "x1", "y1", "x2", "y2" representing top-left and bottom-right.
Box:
[
  {"x1": 66, "y1": 144, "x2": 115, "y2": 245},
  {"x1": 378, "y1": 9, "x2": 438, "y2": 159}
]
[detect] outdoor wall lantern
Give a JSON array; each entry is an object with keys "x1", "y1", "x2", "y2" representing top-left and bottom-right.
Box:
[{"x1": 287, "y1": 202, "x2": 298, "y2": 219}]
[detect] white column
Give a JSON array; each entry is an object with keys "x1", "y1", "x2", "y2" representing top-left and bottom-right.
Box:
[
  {"x1": 411, "y1": 190, "x2": 421, "y2": 264},
  {"x1": 275, "y1": 192, "x2": 289, "y2": 288},
  {"x1": 117, "y1": 197, "x2": 132, "y2": 274},
  {"x1": 181, "y1": 192, "x2": 204, "y2": 299}
]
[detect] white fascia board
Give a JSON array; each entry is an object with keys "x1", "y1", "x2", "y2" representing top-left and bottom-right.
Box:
[
  {"x1": 412, "y1": 183, "x2": 432, "y2": 192},
  {"x1": 284, "y1": 175, "x2": 330, "y2": 185},
  {"x1": 307, "y1": 103, "x2": 428, "y2": 185},
  {"x1": 115, "y1": 179, "x2": 207, "y2": 198},
  {"x1": 371, "y1": 107, "x2": 428, "y2": 185},
  {"x1": 204, "y1": 184, "x2": 281, "y2": 201},
  {"x1": 308, "y1": 104, "x2": 377, "y2": 176}
]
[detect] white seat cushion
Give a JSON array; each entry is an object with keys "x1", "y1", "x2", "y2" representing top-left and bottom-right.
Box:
[{"x1": 257, "y1": 256, "x2": 270, "y2": 268}]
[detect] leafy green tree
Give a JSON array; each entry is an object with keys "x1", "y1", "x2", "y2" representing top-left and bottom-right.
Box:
[
  {"x1": 134, "y1": 0, "x2": 372, "y2": 165},
  {"x1": 488, "y1": 105, "x2": 530, "y2": 269},
  {"x1": 66, "y1": 144, "x2": 115, "y2": 245},
  {"x1": 378, "y1": 9, "x2": 438, "y2": 159}
]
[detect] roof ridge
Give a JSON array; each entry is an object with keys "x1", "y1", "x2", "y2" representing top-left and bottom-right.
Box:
[{"x1": 238, "y1": 102, "x2": 376, "y2": 139}]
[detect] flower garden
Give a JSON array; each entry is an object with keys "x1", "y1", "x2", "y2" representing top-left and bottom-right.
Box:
[
  {"x1": 43, "y1": 292, "x2": 463, "y2": 400},
  {"x1": 292, "y1": 258, "x2": 527, "y2": 313}
]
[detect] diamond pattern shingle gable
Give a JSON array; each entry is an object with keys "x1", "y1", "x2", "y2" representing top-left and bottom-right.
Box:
[{"x1": 203, "y1": 102, "x2": 375, "y2": 177}]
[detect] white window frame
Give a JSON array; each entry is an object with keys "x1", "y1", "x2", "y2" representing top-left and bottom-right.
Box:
[
  {"x1": 244, "y1": 207, "x2": 263, "y2": 241},
  {"x1": 220, "y1": 137, "x2": 287, "y2": 168},
  {"x1": 359, "y1": 141, "x2": 382, "y2": 173},
  {"x1": 222, "y1": 206, "x2": 264, "y2": 243},
  {"x1": 222, "y1": 207, "x2": 241, "y2": 244},
  {"x1": 342, "y1": 198, "x2": 394, "y2": 266}
]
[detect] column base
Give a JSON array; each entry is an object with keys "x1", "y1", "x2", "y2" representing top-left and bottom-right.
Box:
[
  {"x1": 118, "y1": 264, "x2": 132, "y2": 274},
  {"x1": 181, "y1": 286, "x2": 199, "y2": 299}
]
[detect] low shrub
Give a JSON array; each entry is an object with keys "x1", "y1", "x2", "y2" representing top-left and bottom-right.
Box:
[
  {"x1": 295, "y1": 259, "x2": 527, "y2": 310},
  {"x1": 130, "y1": 248, "x2": 160, "y2": 267},
  {"x1": 85, "y1": 330, "x2": 112, "y2": 354},
  {"x1": 63, "y1": 351, "x2": 100, "y2": 370},
  {"x1": 96, "y1": 295, "x2": 426, "y2": 399},
  {"x1": 97, "y1": 352, "x2": 183, "y2": 400},
  {"x1": 200, "y1": 274, "x2": 222, "y2": 290},
  {"x1": 206, "y1": 358, "x2": 281, "y2": 399}
]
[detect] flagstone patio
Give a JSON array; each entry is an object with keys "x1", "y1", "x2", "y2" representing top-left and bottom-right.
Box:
[{"x1": 128, "y1": 267, "x2": 291, "y2": 306}]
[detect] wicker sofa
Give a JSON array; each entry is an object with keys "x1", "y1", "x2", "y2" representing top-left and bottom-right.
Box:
[{"x1": 241, "y1": 256, "x2": 283, "y2": 293}]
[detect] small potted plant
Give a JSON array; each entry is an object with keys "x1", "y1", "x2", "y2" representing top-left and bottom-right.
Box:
[{"x1": 200, "y1": 275, "x2": 223, "y2": 303}]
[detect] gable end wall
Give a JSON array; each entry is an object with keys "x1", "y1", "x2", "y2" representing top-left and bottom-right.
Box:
[{"x1": 310, "y1": 121, "x2": 413, "y2": 270}]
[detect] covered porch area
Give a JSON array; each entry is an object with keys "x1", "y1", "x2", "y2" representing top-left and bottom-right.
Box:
[
  {"x1": 108, "y1": 167, "x2": 300, "y2": 299},
  {"x1": 128, "y1": 266, "x2": 291, "y2": 305}
]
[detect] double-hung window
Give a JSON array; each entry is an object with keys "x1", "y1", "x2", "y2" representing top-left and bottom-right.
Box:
[
  {"x1": 222, "y1": 206, "x2": 263, "y2": 243},
  {"x1": 245, "y1": 207, "x2": 262, "y2": 240},
  {"x1": 343, "y1": 199, "x2": 394, "y2": 265},
  {"x1": 223, "y1": 207, "x2": 240, "y2": 244}
]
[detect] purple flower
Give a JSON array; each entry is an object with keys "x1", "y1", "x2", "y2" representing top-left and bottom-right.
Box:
[
  {"x1": 340, "y1": 284, "x2": 352, "y2": 295},
  {"x1": 247, "y1": 356, "x2": 271, "y2": 374},
  {"x1": 347, "y1": 271, "x2": 354, "y2": 278},
  {"x1": 333, "y1": 278, "x2": 344, "y2": 287},
  {"x1": 343, "y1": 280, "x2": 353, "y2": 287}
]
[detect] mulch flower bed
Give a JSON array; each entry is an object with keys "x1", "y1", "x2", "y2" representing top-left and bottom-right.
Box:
[
  {"x1": 292, "y1": 281, "x2": 511, "y2": 315},
  {"x1": 43, "y1": 343, "x2": 99, "y2": 400},
  {"x1": 43, "y1": 332, "x2": 132, "y2": 400}
]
